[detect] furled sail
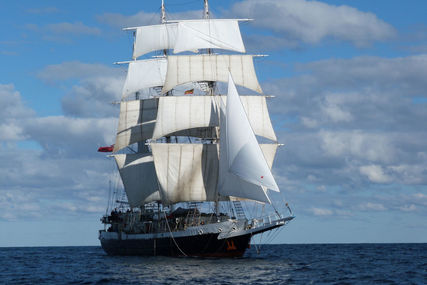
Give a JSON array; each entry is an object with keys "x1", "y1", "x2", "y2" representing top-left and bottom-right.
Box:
[
  {"x1": 131, "y1": 20, "x2": 245, "y2": 58},
  {"x1": 122, "y1": 58, "x2": 167, "y2": 98},
  {"x1": 150, "y1": 143, "x2": 219, "y2": 204},
  {"x1": 114, "y1": 153, "x2": 160, "y2": 208},
  {"x1": 114, "y1": 99, "x2": 158, "y2": 152},
  {"x1": 162, "y1": 55, "x2": 262, "y2": 94},
  {"x1": 225, "y1": 73, "x2": 280, "y2": 191},
  {"x1": 174, "y1": 20, "x2": 245, "y2": 54}
]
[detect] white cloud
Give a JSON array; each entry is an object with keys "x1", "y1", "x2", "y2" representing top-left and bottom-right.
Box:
[
  {"x1": 310, "y1": 207, "x2": 333, "y2": 216},
  {"x1": 45, "y1": 22, "x2": 100, "y2": 35},
  {"x1": 230, "y1": 0, "x2": 396, "y2": 48},
  {"x1": 399, "y1": 204, "x2": 417, "y2": 212},
  {"x1": 0, "y1": 122, "x2": 26, "y2": 141},
  {"x1": 319, "y1": 131, "x2": 395, "y2": 164},
  {"x1": 0, "y1": 84, "x2": 34, "y2": 141},
  {"x1": 359, "y1": 165, "x2": 392, "y2": 183},
  {"x1": 36, "y1": 61, "x2": 120, "y2": 83},
  {"x1": 357, "y1": 202, "x2": 386, "y2": 211},
  {"x1": 0, "y1": 82, "x2": 115, "y2": 221},
  {"x1": 37, "y1": 61, "x2": 124, "y2": 117},
  {"x1": 25, "y1": 22, "x2": 101, "y2": 42}
]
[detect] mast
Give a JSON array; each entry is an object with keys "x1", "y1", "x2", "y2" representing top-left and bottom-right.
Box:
[
  {"x1": 204, "y1": 0, "x2": 209, "y2": 19},
  {"x1": 203, "y1": 0, "x2": 218, "y2": 214},
  {"x1": 161, "y1": 0, "x2": 166, "y2": 24}
]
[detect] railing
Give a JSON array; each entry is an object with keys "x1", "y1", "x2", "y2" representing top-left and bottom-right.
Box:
[{"x1": 249, "y1": 213, "x2": 283, "y2": 229}]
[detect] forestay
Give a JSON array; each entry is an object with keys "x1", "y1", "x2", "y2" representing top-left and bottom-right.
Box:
[
  {"x1": 114, "y1": 154, "x2": 160, "y2": 208},
  {"x1": 114, "y1": 99, "x2": 158, "y2": 152},
  {"x1": 131, "y1": 20, "x2": 245, "y2": 58},
  {"x1": 122, "y1": 58, "x2": 167, "y2": 98},
  {"x1": 162, "y1": 55, "x2": 262, "y2": 94}
]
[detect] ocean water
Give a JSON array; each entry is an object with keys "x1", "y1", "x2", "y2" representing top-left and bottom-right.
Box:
[{"x1": 0, "y1": 244, "x2": 426, "y2": 284}]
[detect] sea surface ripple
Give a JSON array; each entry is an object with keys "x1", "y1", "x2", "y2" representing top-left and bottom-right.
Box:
[{"x1": 0, "y1": 244, "x2": 426, "y2": 284}]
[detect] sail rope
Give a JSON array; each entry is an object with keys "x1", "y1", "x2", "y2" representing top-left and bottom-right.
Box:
[{"x1": 163, "y1": 211, "x2": 188, "y2": 257}]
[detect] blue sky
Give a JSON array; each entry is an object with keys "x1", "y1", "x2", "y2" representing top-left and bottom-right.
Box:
[{"x1": 1, "y1": 0, "x2": 427, "y2": 246}]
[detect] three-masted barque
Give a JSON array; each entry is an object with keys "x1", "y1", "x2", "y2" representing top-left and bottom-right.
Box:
[{"x1": 98, "y1": 0, "x2": 294, "y2": 257}]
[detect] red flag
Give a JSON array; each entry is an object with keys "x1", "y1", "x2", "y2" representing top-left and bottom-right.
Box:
[
  {"x1": 98, "y1": 145, "x2": 114, "y2": 152},
  {"x1": 184, "y1": 89, "x2": 194, "y2": 95}
]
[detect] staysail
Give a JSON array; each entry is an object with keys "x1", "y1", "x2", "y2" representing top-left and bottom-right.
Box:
[{"x1": 224, "y1": 73, "x2": 280, "y2": 191}]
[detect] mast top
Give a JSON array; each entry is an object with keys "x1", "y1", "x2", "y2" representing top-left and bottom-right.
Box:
[
  {"x1": 161, "y1": 0, "x2": 166, "y2": 23},
  {"x1": 204, "y1": 0, "x2": 209, "y2": 19}
]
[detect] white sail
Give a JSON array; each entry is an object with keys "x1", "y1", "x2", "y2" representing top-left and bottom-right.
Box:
[
  {"x1": 226, "y1": 73, "x2": 280, "y2": 191},
  {"x1": 114, "y1": 99, "x2": 157, "y2": 152},
  {"x1": 231, "y1": 96, "x2": 277, "y2": 141},
  {"x1": 162, "y1": 55, "x2": 262, "y2": 94},
  {"x1": 218, "y1": 101, "x2": 274, "y2": 203},
  {"x1": 152, "y1": 95, "x2": 276, "y2": 141},
  {"x1": 122, "y1": 58, "x2": 167, "y2": 98},
  {"x1": 131, "y1": 20, "x2": 245, "y2": 58},
  {"x1": 114, "y1": 154, "x2": 160, "y2": 208},
  {"x1": 174, "y1": 20, "x2": 245, "y2": 54},
  {"x1": 133, "y1": 23, "x2": 178, "y2": 59},
  {"x1": 152, "y1": 96, "x2": 219, "y2": 139},
  {"x1": 259, "y1": 144, "x2": 278, "y2": 169},
  {"x1": 150, "y1": 143, "x2": 219, "y2": 204}
]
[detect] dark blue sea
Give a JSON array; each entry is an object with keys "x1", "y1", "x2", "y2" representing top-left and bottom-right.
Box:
[{"x1": 1, "y1": 244, "x2": 426, "y2": 284}]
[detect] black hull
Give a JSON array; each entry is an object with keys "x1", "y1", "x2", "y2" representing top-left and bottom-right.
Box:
[{"x1": 101, "y1": 233, "x2": 251, "y2": 257}]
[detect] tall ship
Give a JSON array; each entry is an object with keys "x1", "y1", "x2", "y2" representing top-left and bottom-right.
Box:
[{"x1": 98, "y1": 0, "x2": 294, "y2": 257}]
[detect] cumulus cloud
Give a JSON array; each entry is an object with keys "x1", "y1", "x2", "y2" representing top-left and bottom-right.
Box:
[
  {"x1": 359, "y1": 165, "x2": 392, "y2": 183},
  {"x1": 25, "y1": 22, "x2": 101, "y2": 42},
  {"x1": 37, "y1": 61, "x2": 125, "y2": 117},
  {"x1": 230, "y1": 0, "x2": 396, "y2": 49},
  {"x1": 264, "y1": 53, "x2": 427, "y2": 218},
  {"x1": 0, "y1": 84, "x2": 34, "y2": 141},
  {"x1": 0, "y1": 82, "x2": 116, "y2": 221}
]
